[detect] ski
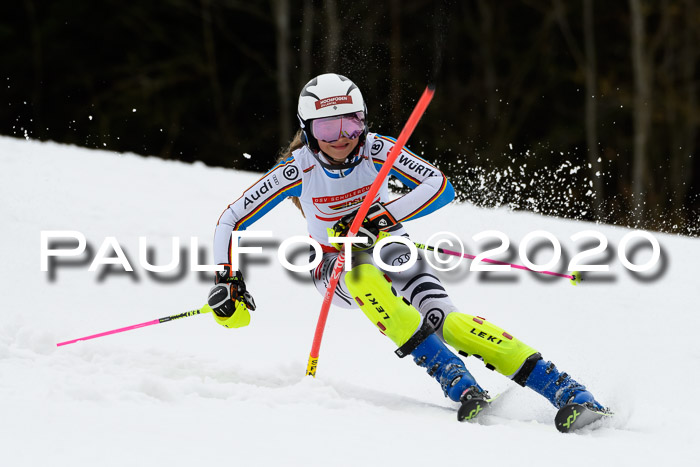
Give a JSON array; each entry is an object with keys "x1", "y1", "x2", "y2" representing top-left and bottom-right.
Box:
[
  {"x1": 457, "y1": 397, "x2": 488, "y2": 421},
  {"x1": 555, "y1": 403, "x2": 613, "y2": 433},
  {"x1": 457, "y1": 392, "x2": 503, "y2": 422}
]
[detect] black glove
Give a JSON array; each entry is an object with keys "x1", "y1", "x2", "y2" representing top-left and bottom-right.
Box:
[
  {"x1": 207, "y1": 264, "x2": 256, "y2": 317},
  {"x1": 331, "y1": 202, "x2": 398, "y2": 250}
]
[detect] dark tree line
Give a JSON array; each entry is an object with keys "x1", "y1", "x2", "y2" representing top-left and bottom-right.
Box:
[{"x1": 2, "y1": 0, "x2": 699, "y2": 235}]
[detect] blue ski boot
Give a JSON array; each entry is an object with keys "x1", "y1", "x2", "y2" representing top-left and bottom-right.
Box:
[
  {"x1": 407, "y1": 332, "x2": 490, "y2": 421},
  {"x1": 520, "y1": 356, "x2": 605, "y2": 410}
]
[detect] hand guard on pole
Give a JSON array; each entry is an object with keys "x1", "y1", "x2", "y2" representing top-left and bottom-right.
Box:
[
  {"x1": 329, "y1": 202, "x2": 398, "y2": 250},
  {"x1": 207, "y1": 264, "x2": 255, "y2": 328}
]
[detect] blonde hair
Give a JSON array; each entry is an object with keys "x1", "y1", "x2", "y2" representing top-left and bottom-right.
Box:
[{"x1": 278, "y1": 129, "x2": 305, "y2": 215}]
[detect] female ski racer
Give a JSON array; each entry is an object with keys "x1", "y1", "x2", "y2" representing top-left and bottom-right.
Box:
[{"x1": 207, "y1": 73, "x2": 607, "y2": 423}]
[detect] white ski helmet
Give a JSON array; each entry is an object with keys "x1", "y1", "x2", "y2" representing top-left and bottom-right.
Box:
[{"x1": 297, "y1": 73, "x2": 367, "y2": 153}]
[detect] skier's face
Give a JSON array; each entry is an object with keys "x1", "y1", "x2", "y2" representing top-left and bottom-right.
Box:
[{"x1": 318, "y1": 137, "x2": 360, "y2": 164}]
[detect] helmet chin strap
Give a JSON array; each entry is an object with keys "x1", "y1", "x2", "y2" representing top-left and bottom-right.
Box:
[{"x1": 311, "y1": 143, "x2": 363, "y2": 171}]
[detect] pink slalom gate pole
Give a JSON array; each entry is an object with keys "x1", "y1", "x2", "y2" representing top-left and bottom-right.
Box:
[
  {"x1": 56, "y1": 305, "x2": 212, "y2": 347},
  {"x1": 305, "y1": 85, "x2": 436, "y2": 377},
  {"x1": 414, "y1": 242, "x2": 580, "y2": 283}
]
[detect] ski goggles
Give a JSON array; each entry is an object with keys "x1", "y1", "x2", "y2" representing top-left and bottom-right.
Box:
[{"x1": 311, "y1": 112, "x2": 365, "y2": 143}]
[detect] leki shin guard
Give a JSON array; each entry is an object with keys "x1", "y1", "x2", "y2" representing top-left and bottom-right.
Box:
[
  {"x1": 344, "y1": 263, "x2": 422, "y2": 347},
  {"x1": 442, "y1": 313, "x2": 538, "y2": 377}
]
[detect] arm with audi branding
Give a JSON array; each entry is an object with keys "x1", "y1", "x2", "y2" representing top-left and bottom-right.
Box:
[{"x1": 209, "y1": 156, "x2": 303, "y2": 328}]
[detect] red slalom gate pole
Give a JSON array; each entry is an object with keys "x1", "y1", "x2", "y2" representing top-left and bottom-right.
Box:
[{"x1": 305, "y1": 85, "x2": 435, "y2": 377}]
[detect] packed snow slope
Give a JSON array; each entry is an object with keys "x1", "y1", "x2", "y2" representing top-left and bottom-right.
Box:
[{"x1": 1, "y1": 136, "x2": 699, "y2": 467}]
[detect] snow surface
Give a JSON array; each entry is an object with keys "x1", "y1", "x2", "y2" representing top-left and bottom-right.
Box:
[{"x1": 1, "y1": 136, "x2": 699, "y2": 466}]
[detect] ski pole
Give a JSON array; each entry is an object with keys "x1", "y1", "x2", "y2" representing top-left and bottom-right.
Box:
[
  {"x1": 56, "y1": 305, "x2": 213, "y2": 347},
  {"x1": 414, "y1": 242, "x2": 581, "y2": 285},
  {"x1": 306, "y1": 84, "x2": 436, "y2": 377}
]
